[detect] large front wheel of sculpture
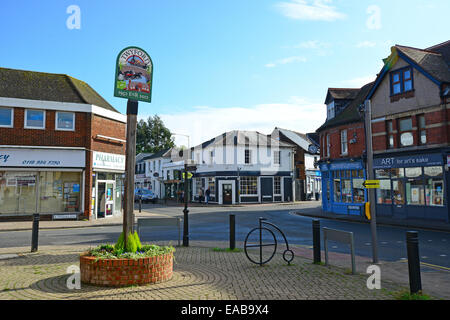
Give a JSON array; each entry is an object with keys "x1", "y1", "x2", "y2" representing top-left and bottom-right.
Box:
[{"x1": 244, "y1": 227, "x2": 277, "y2": 266}]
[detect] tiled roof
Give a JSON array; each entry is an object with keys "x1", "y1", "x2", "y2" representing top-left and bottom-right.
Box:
[
  {"x1": 142, "y1": 148, "x2": 172, "y2": 160},
  {"x1": 396, "y1": 43, "x2": 450, "y2": 83},
  {"x1": 0, "y1": 67, "x2": 119, "y2": 112},
  {"x1": 316, "y1": 82, "x2": 374, "y2": 132}
]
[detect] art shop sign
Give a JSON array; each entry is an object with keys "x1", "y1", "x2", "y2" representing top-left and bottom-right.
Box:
[
  {"x1": 114, "y1": 46, "x2": 153, "y2": 103},
  {"x1": 373, "y1": 153, "x2": 443, "y2": 169}
]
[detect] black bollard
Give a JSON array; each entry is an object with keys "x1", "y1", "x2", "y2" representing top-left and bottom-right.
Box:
[
  {"x1": 139, "y1": 196, "x2": 142, "y2": 213},
  {"x1": 31, "y1": 213, "x2": 40, "y2": 252},
  {"x1": 312, "y1": 219, "x2": 321, "y2": 263},
  {"x1": 229, "y1": 214, "x2": 236, "y2": 250},
  {"x1": 406, "y1": 231, "x2": 422, "y2": 294}
]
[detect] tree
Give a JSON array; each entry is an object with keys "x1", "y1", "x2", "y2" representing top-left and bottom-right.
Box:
[{"x1": 136, "y1": 115, "x2": 175, "y2": 154}]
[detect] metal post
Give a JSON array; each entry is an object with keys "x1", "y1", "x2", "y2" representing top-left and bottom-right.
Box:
[
  {"x1": 229, "y1": 214, "x2": 236, "y2": 250},
  {"x1": 31, "y1": 213, "x2": 40, "y2": 252},
  {"x1": 183, "y1": 163, "x2": 189, "y2": 247},
  {"x1": 406, "y1": 231, "x2": 422, "y2": 294},
  {"x1": 139, "y1": 196, "x2": 142, "y2": 213},
  {"x1": 364, "y1": 99, "x2": 379, "y2": 264},
  {"x1": 312, "y1": 219, "x2": 321, "y2": 263},
  {"x1": 124, "y1": 99, "x2": 138, "y2": 247},
  {"x1": 259, "y1": 217, "x2": 263, "y2": 266}
]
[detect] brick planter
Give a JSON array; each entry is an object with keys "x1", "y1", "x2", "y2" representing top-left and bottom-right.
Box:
[{"x1": 80, "y1": 252, "x2": 173, "y2": 287}]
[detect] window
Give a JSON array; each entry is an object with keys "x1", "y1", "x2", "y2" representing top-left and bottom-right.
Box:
[
  {"x1": 333, "y1": 171, "x2": 341, "y2": 202},
  {"x1": 56, "y1": 112, "x2": 75, "y2": 131},
  {"x1": 0, "y1": 107, "x2": 13, "y2": 127},
  {"x1": 208, "y1": 178, "x2": 215, "y2": 197},
  {"x1": 245, "y1": 149, "x2": 252, "y2": 164},
  {"x1": 274, "y1": 151, "x2": 281, "y2": 165},
  {"x1": 391, "y1": 67, "x2": 413, "y2": 95},
  {"x1": 340, "y1": 130, "x2": 348, "y2": 155},
  {"x1": 326, "y1": 134, "x2": 330, "y2": 158},
  {"x1": 274, "y1": 177, "x2": 281, "y2": 195},
  {"x1": 418, "y1": 115, "x2": 426, "y2": 145},
  {"x1": 327, "y1": 101, "x2": 335, "y2": 120},
  {"x1": 376, "y1": 169, "x2": 392, "y2": 204},
  {"x1": 240, "y1": 177, "x2": 257, "y2": 195},
  {"x1": 386, "y1": 120, "x2": 394, "y2": 149},
  {"x1": 399, "y1": 118, "x2": 413, "y2": 147},
  {"x1": 352, "y1": 170, "x2": 365, "y2": 203},
  {"x1": 424, "y1": 166, "x2": 444, "y2": 207},
  {"x1": 25, "y1": 109, "x2": 45, "y2": 129}
]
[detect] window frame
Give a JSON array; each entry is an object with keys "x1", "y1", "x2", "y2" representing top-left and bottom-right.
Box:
[
  {"x1": 390, "y1": 66, "x2": 414, "y2": 96},
  {"x1": 55, "y1": 111, "x2": 75, "y2": 131},
  {"x1": 274, "y1": 150, "x2": 281, "y2": 166},
  {"x1": 386, "y1": 120, "x2": 394, "y2": 149},
  {"x1": 340, "y1": 129, "x2": 348, "y2": 155},
  {"x1": 24, "y1": 109, "x2": 46, "y2": 130},
  {"x1": 417, "y1": 114, "x2": 426, "y2": 145},
  {"x1": 398, "y1": 117, "x2": 414, "y2": 147},
  {"x1": 0, "y1": 107, "x2": 14, "y2": 128},
  {"x1": 244, "y1": 149, "x2": 252, "y2": 164}
]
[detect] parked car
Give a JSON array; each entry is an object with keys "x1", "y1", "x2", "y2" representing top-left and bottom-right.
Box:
[{"x1": 134, "y1": 188, "x2": 158, "y2": 204}]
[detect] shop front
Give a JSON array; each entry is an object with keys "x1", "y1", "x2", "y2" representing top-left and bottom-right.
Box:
[
  {"x1": 91, "y1": 151, "x2": 125, "y2": 219},
  {"x1": 320, "y1": 159, "x2": 367, "y2": 216},
  {"x1": 0, "y1": 147, "x2": 85, "y2": 219},
  {"x1": 373, "y1": 152, "x2": 448, "y2": 222}
]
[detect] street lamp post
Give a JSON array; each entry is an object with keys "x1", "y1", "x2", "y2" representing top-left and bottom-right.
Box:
[
  {"x1": 183, "y1": 162, "x2": 189, "y2": 247},
  {"x1": 172, "y1": 133, "x2": 190, "y2": 149}
]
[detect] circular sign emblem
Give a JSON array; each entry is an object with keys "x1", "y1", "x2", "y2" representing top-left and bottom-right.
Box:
[{"x1": 114, "y1": 47, "x2": 153, "y2": 103}]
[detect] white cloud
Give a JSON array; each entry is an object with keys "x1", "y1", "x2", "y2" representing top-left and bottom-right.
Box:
[
  {"x1": 275, "y1": 0, "x2": 346, "y2": 21},
  {"x1": 265, "y1": 56, "x2": 307, "y2": 68},
  {"x1": 341, "y1": 75, "x2": 377, "y2": 88},
  {"x1": 144, "y1": 100, "x2": 326, "y2": 147},
  {"x1": 356, "y1": 41, "x2": 376, "y2": 48},
  {"x1": 294, "y1": 40, "x2": 331, "y2": 49}
]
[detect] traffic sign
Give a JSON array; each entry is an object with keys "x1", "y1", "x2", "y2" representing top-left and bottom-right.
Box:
[
  {"x1": 362, "y1": 180, "x2": 380, "y2": 188},
  {"x1": 185, "y1": 165, "x2": 197, "y2": 172},
  {"x1": 182, "y1": 172, "x2": 193, "y2": 179}
]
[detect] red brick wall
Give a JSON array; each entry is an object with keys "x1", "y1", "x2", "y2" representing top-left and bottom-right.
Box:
[
  {"x1": 319, "y1": 121, "x2": 366, "y2": 161},
  {"x1": 0, "y1": 108, "x2": 89, "y2": 147},
  {"x1": 372, "y1": 107, "x2": 450, "y2": 152},
  {"x1": 91, "y1": 114, "x2": 126, "y2": 154}
]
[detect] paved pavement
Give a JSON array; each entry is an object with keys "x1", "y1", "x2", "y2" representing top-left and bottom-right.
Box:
[
  {"x1": 0, "y1": 239, "x2": 448, "y2": 300},
  {"x1": 0, "y1": 203, "x2": 448, "y2": 300}
]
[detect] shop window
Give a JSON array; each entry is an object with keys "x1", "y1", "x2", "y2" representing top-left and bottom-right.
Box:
[
  {"x1": 405, "y1": 167, "x2": 422, "y2": 178},
  {"x1": 333, "y1": 171, "x2": 341, "y2": 203},
  {"x1": 352, "y1": 170, "x2": 365, "y2": 203},
  {"x1": 424, "y1": 166, "x2": 444, "y2": 207},
  {"x1": 25, "y1": 109, "x2": 45, "y2": 129},
  {"x1": 0, "y1": 172, "x2": 37, "y2": 214},
  {"x1": 406, "y1": 178, "x2": 425, "y2": 206},
  {"x1": 392, "y1": 180, "x2": 405, "y2": 205},
  {"x1": 240, "y1": 177, "x2": 257, "y2": 195},
  {"x1": 39, "y1": 172, "x2": 81, "y2": 213},
  {"x1": 56, "y1": 112, "x2": 75, "y2": 131},
  {"x1": 274, "y1": 177, "x2": 281, "y2": 195},
  {"x1": 208, "y1": 178, "x2": 216, "y2": 198},
  {"x1": 399, "y1": 118, "x2": 413, "y2": 147},
  {"x1": 390, "y1": 168, "x2": 404, "y2": 178},
  {"x1": 375, "y1": 169, "x2": 392, "y2": 204},
  {"x1": 0, "y1": 107, "x2": 13, "y2": 127}
]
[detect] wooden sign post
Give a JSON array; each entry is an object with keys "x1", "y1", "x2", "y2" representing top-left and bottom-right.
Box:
[{"x1": 114, "y1": 47, "x2": 153, "y2": 248}]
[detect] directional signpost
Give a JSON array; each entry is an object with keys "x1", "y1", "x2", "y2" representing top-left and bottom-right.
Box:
[
  {"x1": 362, "y1": 180, "x2": 380, "y2": 189},
  {"x1": 183, "y1": 162, "x2": 197, "y2": 247}
]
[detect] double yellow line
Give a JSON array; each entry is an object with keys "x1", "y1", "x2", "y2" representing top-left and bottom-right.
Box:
[{"x1": 399, "y1": 259, "x2": 450, "y2": 272}]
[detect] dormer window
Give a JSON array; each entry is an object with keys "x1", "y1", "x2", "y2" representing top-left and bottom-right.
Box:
[{"x1": 327, "y1": 101, "x2": 335, "y2": 120}]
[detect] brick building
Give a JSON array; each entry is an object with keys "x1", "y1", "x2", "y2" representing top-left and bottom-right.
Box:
[
  {"x1": 366, "y1": 41, "x2": 450, "y2": 223},
  {"x1": 0, "y1": 67, "x2": 126, "y2": 221},
  {"x1": 317, "y1": 82, "x2": 374, "y2": 215}
]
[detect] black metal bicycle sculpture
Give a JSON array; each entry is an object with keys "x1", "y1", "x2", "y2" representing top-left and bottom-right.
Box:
[{"x1": 244, "y1": 217, "x2": 294, "y2": 266}]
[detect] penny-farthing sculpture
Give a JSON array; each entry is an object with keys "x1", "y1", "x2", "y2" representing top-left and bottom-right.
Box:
[{"x1": 244, "y1": 217, "x2": 294, "y2": 266}]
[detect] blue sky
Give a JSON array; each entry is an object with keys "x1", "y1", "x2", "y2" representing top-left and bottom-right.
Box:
[{"x1": 1, "y1": 0, "x2": 449, "y2": 146}]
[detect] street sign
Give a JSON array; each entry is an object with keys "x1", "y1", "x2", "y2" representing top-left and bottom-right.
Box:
[
  {"x1": 182, "y1": 172, "x2": 193, "y2": 179},
  {"x1": 363, "y1": 180, "x2": 380, "y2": 189},
  {"x1": 185, "y1": 166, "x2": 197, "y2": 172},
  {"x1": 114, "y1": 46, "x2": 153, "y2": 103}
]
